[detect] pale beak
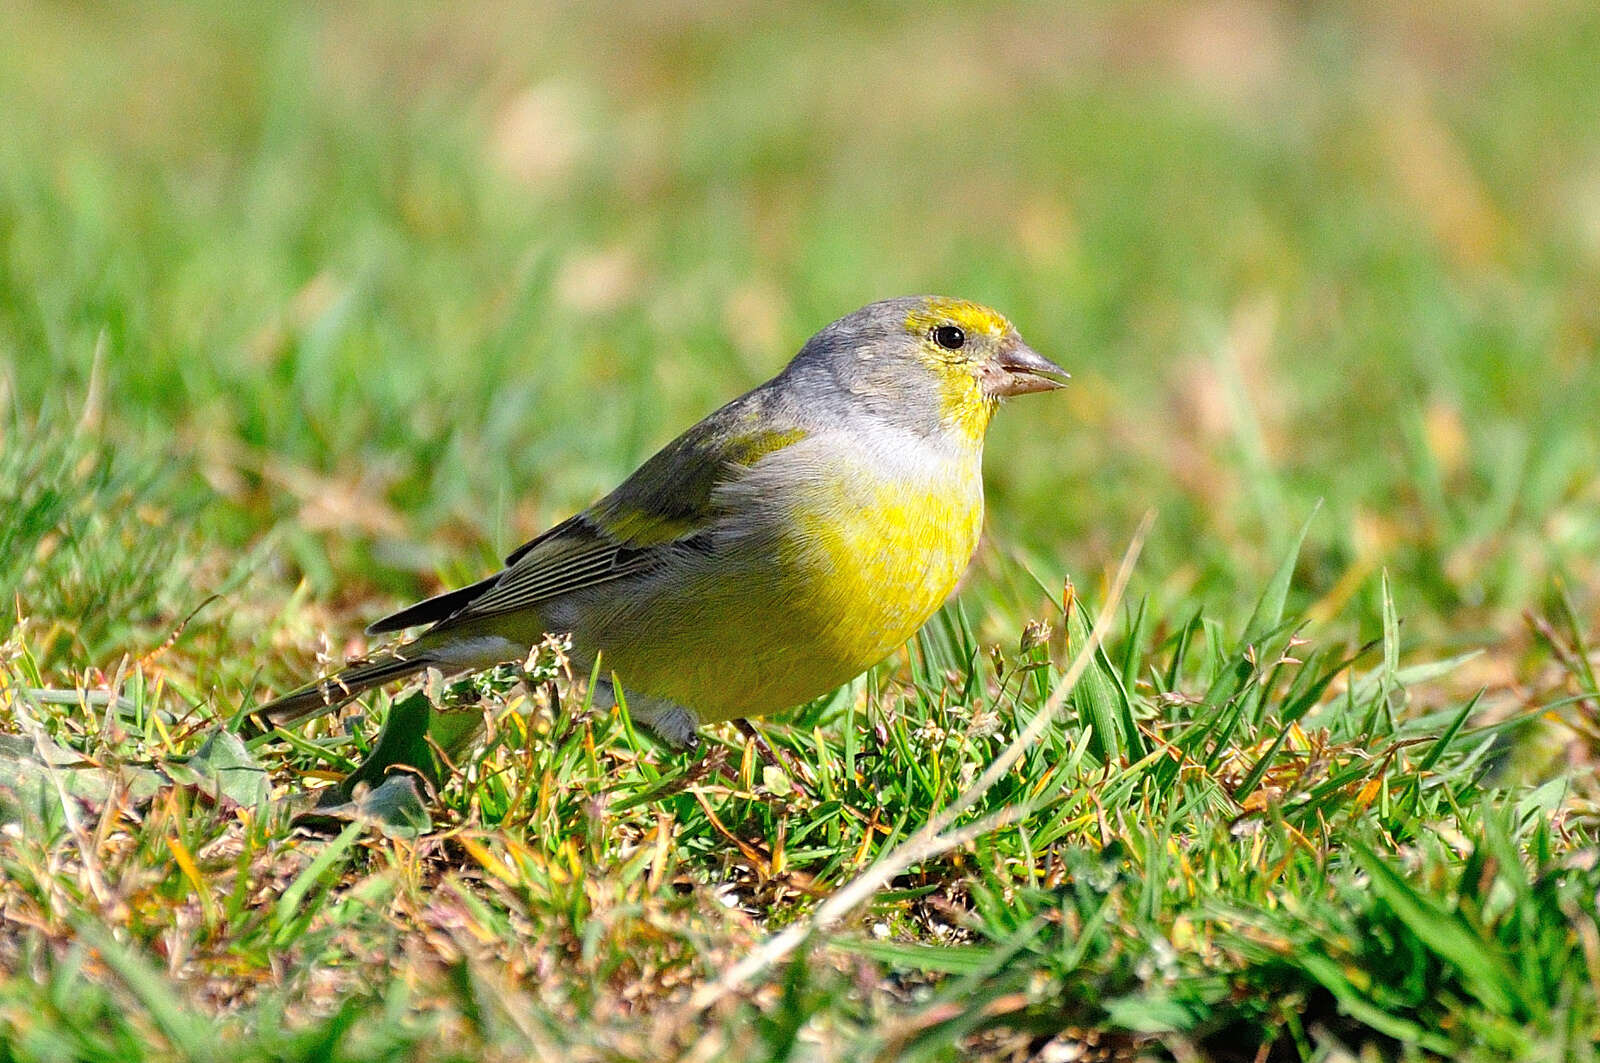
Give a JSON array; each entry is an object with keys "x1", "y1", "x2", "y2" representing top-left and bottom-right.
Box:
[{"x1": 987, "y1": 340, "x2": 1069, "y2": 397}]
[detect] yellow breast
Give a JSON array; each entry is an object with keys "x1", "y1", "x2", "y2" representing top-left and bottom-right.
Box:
[
  {"x1": 578, "y1": 443, "x2": 984, "y2": 723},
  {"x1": 782, "y1": 461, "x2": 983, "y2": 676}
]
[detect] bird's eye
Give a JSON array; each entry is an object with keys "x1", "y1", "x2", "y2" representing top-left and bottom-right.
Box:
[{"x1": 932, "y1": 325, "x2": 965, "y2": 351}]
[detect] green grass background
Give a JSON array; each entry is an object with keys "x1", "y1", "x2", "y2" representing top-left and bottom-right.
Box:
[{"x1": 2, "y1": 2, "x2": 1599, "y2": 1060}]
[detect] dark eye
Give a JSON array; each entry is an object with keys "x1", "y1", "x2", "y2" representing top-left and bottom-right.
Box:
[{"x1": 932, "y1": 325, "x2": 965, "y2": 351}]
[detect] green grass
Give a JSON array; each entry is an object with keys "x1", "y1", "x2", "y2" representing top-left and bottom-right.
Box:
[{"x1": 3, "y1": 2, "x2": 1600, "y2": 1060}]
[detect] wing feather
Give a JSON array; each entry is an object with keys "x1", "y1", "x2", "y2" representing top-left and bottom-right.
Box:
[
  {"x1": 423, "y1": 384, "x2": 808, "y2": 627},
  {"x1": 460, "y1": 531, "x2": 662, "y2": 618}
]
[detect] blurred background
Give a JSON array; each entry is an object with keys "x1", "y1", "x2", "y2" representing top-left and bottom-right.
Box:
[{"x1": 2, "y1": 0, "x2": 1598, "y2": 678}]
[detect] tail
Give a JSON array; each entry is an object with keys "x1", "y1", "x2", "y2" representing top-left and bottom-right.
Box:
[{"x1": 253, "y1": 651, "x2": 437, "y2": 730}]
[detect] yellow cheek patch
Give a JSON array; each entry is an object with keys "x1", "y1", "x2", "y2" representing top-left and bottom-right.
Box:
[
  {"x1": 902, "y1": 297, "x2": 1012, "y2": 341},
  {"x1": 902, "y1": 298, "x2": 1009, "y2": 439},
  {"x1": 939, "y1": 375, "x2": 996, "y2": 441}
]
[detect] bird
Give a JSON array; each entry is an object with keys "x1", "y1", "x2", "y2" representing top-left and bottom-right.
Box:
[{"x1": 254, "y1": 296, "x2": 1066, "y2": 747}]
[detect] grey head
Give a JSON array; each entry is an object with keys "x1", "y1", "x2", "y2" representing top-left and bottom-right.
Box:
[{"x1": 776, "y1": 295, "x2": 1067, "y2": 440}]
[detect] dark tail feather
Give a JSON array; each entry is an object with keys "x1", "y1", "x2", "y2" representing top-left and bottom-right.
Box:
[
  {"x1": 254, "y1": 652, "x2": 436, "y2": 729},
  {"x1": 365, "y1": 574, "x2": 498, "y2": 636}
]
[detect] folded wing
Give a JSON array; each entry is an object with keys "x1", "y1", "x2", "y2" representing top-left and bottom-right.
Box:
[{"x1": 366, "y1": 388, "x2": 807, "y2": 635}]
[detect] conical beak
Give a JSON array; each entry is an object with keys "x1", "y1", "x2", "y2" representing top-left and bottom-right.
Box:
[{"x1": 987, "y1": 339, "x2": 1069, "y2": 397}]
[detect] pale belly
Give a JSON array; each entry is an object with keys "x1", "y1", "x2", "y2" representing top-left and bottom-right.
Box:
[{"x1": 561, "y1": 455, "x2": 985, "y2": 722}]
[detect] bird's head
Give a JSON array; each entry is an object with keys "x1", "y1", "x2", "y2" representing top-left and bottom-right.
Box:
[{"x1": 791, "y1": 296, "x2": 1067, "y2": 444}]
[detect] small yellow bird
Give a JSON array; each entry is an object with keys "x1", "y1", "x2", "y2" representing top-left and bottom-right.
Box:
[{"x1": 256, "y1": 296, "x2": 1065, "y2": 745}]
